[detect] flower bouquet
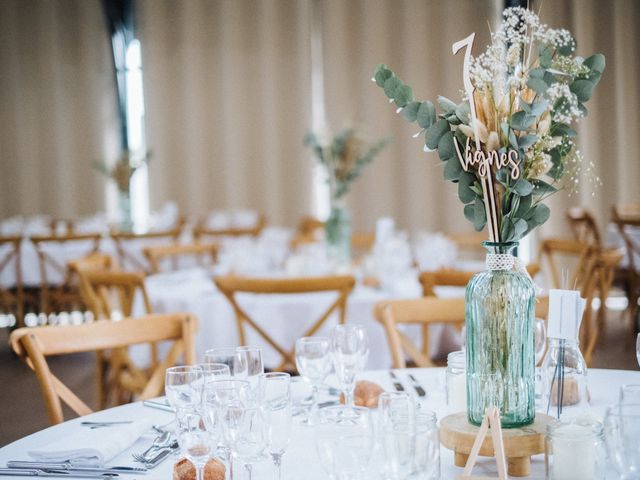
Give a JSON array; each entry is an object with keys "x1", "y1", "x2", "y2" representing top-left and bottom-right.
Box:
[
  {"x1": 373, "y1": 7, "x2": 605, "y2": 427},
  {"x1": 304, "y1": 129, "x2": 388, "y2": 264}
]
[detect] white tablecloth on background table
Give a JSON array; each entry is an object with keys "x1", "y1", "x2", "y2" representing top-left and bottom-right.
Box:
[
  {"x1": 1, "y1": 368, "x2": 637, "y2": 479},
  {"x1": 136, "y1": 268, "x2": 466, "y2": 370}
]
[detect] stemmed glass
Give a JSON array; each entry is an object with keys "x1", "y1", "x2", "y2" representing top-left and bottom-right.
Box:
[
  {"x1": 194, "y1": 362, "x2": 231, "y2": 389},
  {"x1": 175, "y1": 408, "x2": 214, "y2": 480},
  {"x1": 332, "y1": 324, "x2": 369, "y2": 407},
  {"x1": 261, "y1": 372, "x2": 292, "y2": 480},
  {"x1": 165, "y1": 365, "x2": 204, "y2": 410},
  {"x1": 208, "y1": 379, "x2": 253, "y2": 480},
  {"x1": 235, "y1": 345, "x2": 264, "y2": 389},
  {"x1": 205, "y1": 347, "x2": 241, "y2": 375},
  {"x1": 315, "y1": 405, "x2": 374, "y2": 480},
  {"x1": 535, "y1": 318, "x2": 547, "y2": 365},
  {"x1": 295, "y1": 336, "x2": 332, "y2": 423}
]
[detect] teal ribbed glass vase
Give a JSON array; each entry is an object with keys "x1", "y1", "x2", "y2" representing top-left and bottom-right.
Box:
[
  {"x1": 465, "y1": 241, "x2": 536, "y2": 428},
  {"x1": 325, "y1": 198, "x2": 351, "y2": 266}
]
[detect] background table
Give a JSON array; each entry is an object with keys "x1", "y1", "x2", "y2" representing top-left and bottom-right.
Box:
[{"x1": 1, "y1": 368, "x2": 637, "y2": 479}]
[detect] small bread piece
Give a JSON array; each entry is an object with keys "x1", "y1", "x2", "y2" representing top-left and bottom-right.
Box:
[
  {"x1": 340, "y1": 380, "x2": 385, "y2": 408},
  {"x1": 173, "y1": 457, "x2": 226, "y2": 480}
]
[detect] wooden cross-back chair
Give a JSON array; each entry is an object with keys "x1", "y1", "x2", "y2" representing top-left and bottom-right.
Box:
[
  {"x1": 49, "y1": 218, "x2": 75, "y2": 236},
  {"x1": 10, "y1": 313, "x2": 197, "y2": 425},
  {"x1": 375, "y1": 297, "x2": 467, "y2": 369},
  {"x1": 30, "y1": 233, "x2": 102, "y2": 314},
  {"x1": 215, "y1": 275, "x2": 356, "y2": 371},
  {"x1": 567, "y1": 207, "x2": 602, "y2": 247},
  {"x1": 612, "y1": 203, "x2": 640, "y2": 326},
  {"x1": 536, "y1": 238, "x2": 624, "y2": 364},
  {"x1": 78, "y1": 269, "x2": 155, "y2": 408},
  {"x1": 110, "y1": 228, "x2": 183, "y2": 274},
  {"x1": 0, "y1": 236, "x2": 24, "y2": 326},
  {"x1": 193, "y1": 215, "x2": 266, "y2": 242},
  {"x1": 445, "y1": 231, "x2": 488, "y2": 259},
  {"x1": 143, "y1": 242, "x2": 219, "y2": 274}
]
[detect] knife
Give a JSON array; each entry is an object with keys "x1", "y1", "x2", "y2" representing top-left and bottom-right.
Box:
[
  {"x1": 142, "y1": 399, "x2": 175, "y2": 413},
  {"x1": 407, "y1": 373, "x2": 426, "y2": 397},
  {"x1": 388, "y1": 371, "x2": 405, "y2": 391},
  {"x1": 0, "y1": 468, "x2": 117, "y2": 478},
  {"x1": 7, "y1": 462, "x2": 145, "y2": 474}
]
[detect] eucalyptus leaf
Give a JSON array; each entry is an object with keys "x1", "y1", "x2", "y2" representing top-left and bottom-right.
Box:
[
  {"x1": 526, "y1": 78, "x2": 547, "y2": 94},
  {"x1": 437, "y1": 96, "x2": 457, "y2": 114},
  {"x1": 529, "y1": 68, "x2": 545, "y2": 79},
  {"x1": 513, "y1": 178, "x2": 534, "y2": 196},
  {"x1": 570, "y1": 79, "x2": 595, "y2": 103},
  {"x1": 473, "y1": 197, "x2": 487, "y2": 231},
  {"x1": 532, "y1": 203, "x2": 551, "y2": 223},
  {"x1": 437, "y1": 131, "x2": 456, "y2": 161},
  {"x1": 458, "y1": 171, "x2": 476, "y2": 204},
  {"x1": 373, "y1": 64, "x2": 393, "y2": 87},
  {"x1": 383, "y1": 76, "x2": 402, "y2": 99},
  {"x1": 518, "y1": 134, "x2": 538, "y2": 149},
  {"x1": 529, "y1": 100, "x2": 549, "y2": 116},
  {"x1": 495, "y1": 168, "x2": 508, "y2": 186},
  {"x1": 515, "y1": 194, "x2": 532, "y2": 218},
  {"x1": 548, "y1": 148, "x2": 564, "y2": 180},
  {"x1": 455, "y1": 101, "x2": 471, "y2": 124},
  {"x1": 508, "y1": 128, "x2": 518, "y2": 149},
  {"x1": 402, "y1": 101, "x2": 420, "y2": 122},
  {"x1": 511, "y1": 111, "x2": 535, "y2": 131},
  {"x1": 531, "y1": 178, "x2": 557, "y2": 195},
  {"x1": 425, "y1": 118, "x2": 449, "y2": 150},
  {"x1": 464, "y1": 204, "x2": 475, "y2": 224},
  {"x1": 540, "y1": 45, "x2": 554, "y2": 68},
  {"x1": 417, "y1": 101, "x2": 436, "y2": 129},
  {"x1": 394, "y1": 84, "x2": 414, "y2": 107},
  {"x1": 443, "y1": 157, "x2": 463, "y2": 181}
]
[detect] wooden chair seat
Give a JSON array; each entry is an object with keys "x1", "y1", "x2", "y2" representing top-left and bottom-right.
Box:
[
  {"x1": 214, "y1": 274, "x2": 355, "y2": 371},
  {"x1": 10, "y1": 313, "x2": 197, "y2": 425}
]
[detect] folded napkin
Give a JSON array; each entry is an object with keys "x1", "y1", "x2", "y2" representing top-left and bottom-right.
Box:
[{"x1": 28, "y1": 419, "x2": 152, "y2": 466}]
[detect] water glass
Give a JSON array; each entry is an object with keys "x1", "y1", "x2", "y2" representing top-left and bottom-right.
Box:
[
  {"x1": 295, "y1": 336, "x2": 332, "y2": 422},
  {"x1": 604, "y1": 403, "x2": 640, "y2": 479},
  {"x1": 379, "y1": 392, "x2": 415, "y2": 480},
  {"x1": 175, "y1": 408, "x2": 213, "y2": 480},
  {"x1": 235, "y1": 345, "x2": 264, "y2": 390},
  {"x1": 194, "y1": 363, "x2": 231, "y2": 390},
  {"x1": 229, "y1": 402, "x2": 267, "y2": 480},
  {"x1": 204, "y1": 347, "x2": 240, "y2": 375},
  {"x1": 315, "y1": 406, "x2": 374, "y2": 480},
  {"x1": 535, "y1": 318, "x2": 547, "y2": 365},
  {"x1": 261, "y1": 373, "x2": 292, "y2": 480},
  {"x1": 332, "y1": 324, "x2": 369, "y2": 407},
  {"x1": 165, "y1": 365, "x2": 204, "y2": 409},
  {"x1": 412, "y1": 411, "x2": 439, "y2": 480}
]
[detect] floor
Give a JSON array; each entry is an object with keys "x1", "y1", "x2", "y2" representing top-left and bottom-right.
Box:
[{"x1": 1, "y1": 309, "x2": 638, "y2": 447}]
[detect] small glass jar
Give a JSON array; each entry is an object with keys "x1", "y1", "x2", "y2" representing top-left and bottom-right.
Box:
[
  {"x1": 412, "y1": 410, "x2": 440, "y2": 479},
  {"x1": 446, "y1": 350, "x2": 466, "y2": 414},
  {"x1": 545, "y1": 417, "x2": 606, "y2": 480}
]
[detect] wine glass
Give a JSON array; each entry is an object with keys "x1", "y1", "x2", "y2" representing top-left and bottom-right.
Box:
[
  {"x1": 331, "y1": 324, "x2": 369, "y2": 407},
  {"x1": 205, "y1": 347, "x2": 240, "y2": 375},
  {"x1": 260, "y1": 372, "x2": 292, "y2": 480},
  {"x1": 315, "y1": 405, "x2": 374, "y2": 480},
  {"x1": 235, "y1": 345, "x2": 264, "y2": 381},
  {"x1": 175, "y1": 408, "x2": 213, "y2": 480},
  {"x1": 295, "y1": 336, "x2": 332, "y2": 423},
  {"x1": 165, "y1": 365, "x2": 204, "y2": 410},
  {"x1": 194, "y1": 362, "x2": 231, "y2": 390},
  {"x1": 208, "y1": 379, "x2": 253, "y2": 480}
]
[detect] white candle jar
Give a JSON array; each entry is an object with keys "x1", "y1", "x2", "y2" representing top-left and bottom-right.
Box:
[
  {"x1": 446, "y1": 350, "x2": 466, "y2": 414},
  {"x1": 545, "y1": 418, "x2": 606, "y2": 480}
]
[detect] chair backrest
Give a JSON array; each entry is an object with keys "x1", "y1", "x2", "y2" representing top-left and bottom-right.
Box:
[
  {"x1": 79, "y1": 270, "x2": 152, "y2": 319},
  {"x1": 110, "y1": 228, "x2": 182, "y2": 273},
  {"x1": 10, "y1": 313, "x2": 197, "y2": 425},
  {"x1": 214, "y1": 275, "x2": 356, "y2": 371},
  {"x1": 0, "y1": 235, "x2": 23, "y2": 326},
  {"x1": 445, "y1": 231, "x2": 487, "y2": 259},
  {"x1": 143, "y1": 243, "x2": 219, "y2": 274},
  {"x1": 374, "y1": 297, "x2": 466, "y2": 369},
  {"x1": 193, "y1": 215, "x2": 266, "y2": 241},
  {"x1": 567, "y1": 207, "x2": 601, "y2": 248},
  {"x1": 536, "y1": 238, "x2": 594, "y2": 291},
  {"x1": 30, "y1": 233, "x2": 102, "y2": 313},
  {"x1": 612, "y1": 203, "x2": 640, "y2": 275}
]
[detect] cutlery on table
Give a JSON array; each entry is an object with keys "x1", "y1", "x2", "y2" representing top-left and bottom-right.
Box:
[
  {"x1": 0, "y1": 468, "x2": 118, "y2": 478},
  {"x1": 132, "y1": 430, "x2": 172, "y2": 462},
  {"x1": 407, "y1": 373, "x2": 427, "y2": 397},
  {"x1": 132, "y1": 440, "x2": 178, "y2": 468},
  {"x1": 80, "y1": 421, "x2": 134, "y2": 429},
  {"x1": 141, "y1": 399, "x2": 175, "y2": 413},
  {"x1": 7, "y1": 462, "x2": 145, "y2": 474},
  {"x1": 388, "y1": 371, "x2": 405, "y2": 392}
]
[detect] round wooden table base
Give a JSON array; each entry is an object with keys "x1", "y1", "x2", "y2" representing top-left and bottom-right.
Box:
[{"x1": 440, "y1": 412, "x2": 555, "y2": 478}]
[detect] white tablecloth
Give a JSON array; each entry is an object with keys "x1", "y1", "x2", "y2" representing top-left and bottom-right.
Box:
[
  {"x1": 1, "y1": 368, "x2": 637, "y2": 479},
  {"x1": 138, "y1": 268, "x2": 465, "y2": 370}
]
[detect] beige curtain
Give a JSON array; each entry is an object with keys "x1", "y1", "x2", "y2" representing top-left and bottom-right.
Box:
[
  {"x1": 137, "y1": 0, "x2": 313, "y2": 226},
  {"x1": 0, "y1": 0, "x2": 118, "y2": 218},
  {"x1": 539, "y1": 0, "x2": 640, "y2": 238},
  {"x1": 318, "y1": 0, "x2": 499, "y2": 233}
]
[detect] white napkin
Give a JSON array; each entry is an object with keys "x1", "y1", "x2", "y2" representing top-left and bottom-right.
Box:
[{"x1": 28, "y1": 419, "x2": 152, "y2": 466}]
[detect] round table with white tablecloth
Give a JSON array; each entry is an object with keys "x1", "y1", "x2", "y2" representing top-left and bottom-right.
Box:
[
  {"x1": 0, "y1": 368, "x2": 637, "y2": 479},
  {"x1": 137, "y1": 268, "x2": 466, "y2": 370}
]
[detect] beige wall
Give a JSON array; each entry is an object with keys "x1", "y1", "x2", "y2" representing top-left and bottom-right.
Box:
[{"x1": 1, "y1": 0, "x2": 638, "y2": 238}]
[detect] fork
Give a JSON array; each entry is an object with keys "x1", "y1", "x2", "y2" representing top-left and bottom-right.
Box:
[
  {"x1": 132, "y1": 441, "x2": 177, "y2": 468},
  {"x1": 132, "y1": 431, "x2": 171, "y2": 463}
]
